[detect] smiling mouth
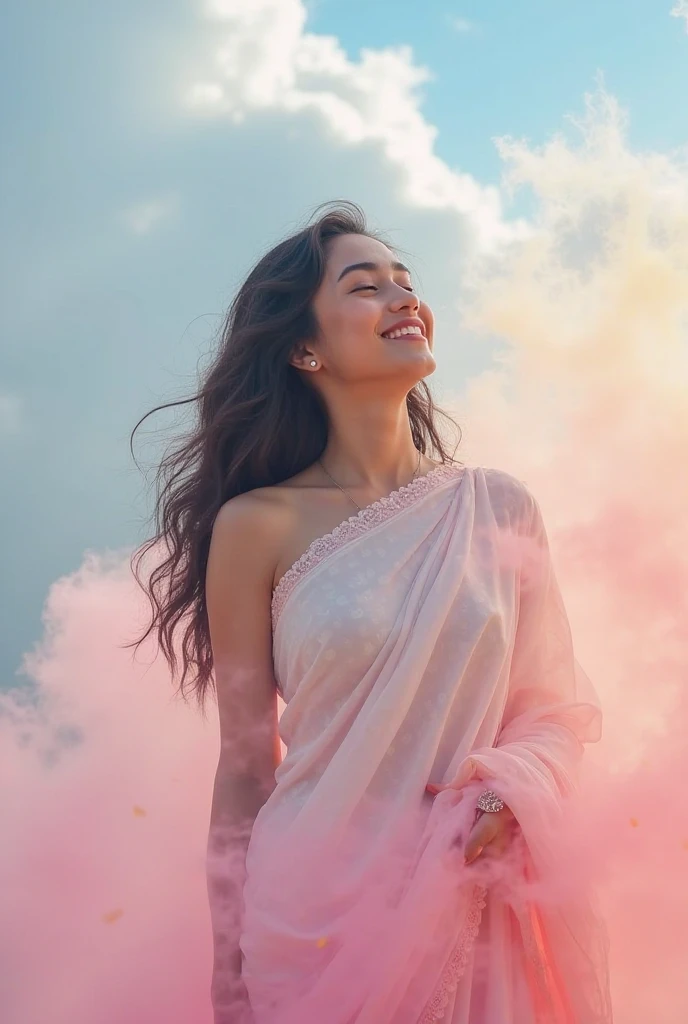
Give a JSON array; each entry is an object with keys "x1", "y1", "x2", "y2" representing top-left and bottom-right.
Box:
[{"x1": 381, "y1": 326, "x2": 426, "y2": 340}]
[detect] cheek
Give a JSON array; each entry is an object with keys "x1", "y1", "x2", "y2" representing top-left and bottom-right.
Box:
[
  {"x1": 317, "y1": 300, "x2": 382, "y2": 369},
  {"x1": 344, "y1": 297, "x2": 380, "y2": 332},
  {"x1": 419, "y1": 301, "x2": 434, "y2": 346},
  {"x1": 331, "y1": 299, "x2": 381, "y2": 352}
]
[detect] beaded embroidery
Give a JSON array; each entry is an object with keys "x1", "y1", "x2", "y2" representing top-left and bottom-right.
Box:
[
  {"x1": 419, "y1": 884, "x2": 488, "y2": 1023},
  {"x1": 271, "y1": 463, "x2": 465, "y2": 633}
]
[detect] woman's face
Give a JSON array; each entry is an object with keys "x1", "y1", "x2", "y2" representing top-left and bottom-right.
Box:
[{"x1": 299, "y1": 233, "x2": 436, "y2": 385}]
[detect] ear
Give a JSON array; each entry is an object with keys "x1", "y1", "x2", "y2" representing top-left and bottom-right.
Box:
[{"x1": 289, "y1": 340, "x2": 318, "y2": 372}]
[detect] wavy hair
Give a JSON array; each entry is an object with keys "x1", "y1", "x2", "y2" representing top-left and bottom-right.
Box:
[{"x1": 124, "y1": 201, "x2": 462, "y2": 711}]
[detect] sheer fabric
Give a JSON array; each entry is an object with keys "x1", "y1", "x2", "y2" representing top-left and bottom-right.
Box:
[{"x1": 239, "y1": 464, "x2": 613, "y2": 1023}]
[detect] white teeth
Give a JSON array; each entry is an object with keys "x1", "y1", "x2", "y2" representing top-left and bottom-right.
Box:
[{"x1": 383, "y1": 325, "x2": 423, "y2": 339}]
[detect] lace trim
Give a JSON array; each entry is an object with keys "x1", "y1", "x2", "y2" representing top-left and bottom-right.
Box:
[
  {"x1": 271, "y1": 463, "x2": 464, "y2": 633},
  {"x1": 419, "y1": 884, "x2": 488, "y2": 1024}
]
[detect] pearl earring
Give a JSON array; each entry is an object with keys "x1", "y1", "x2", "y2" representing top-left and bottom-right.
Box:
[{"x1": 310, "y1": 360, "x2": 317, "y2": 367}]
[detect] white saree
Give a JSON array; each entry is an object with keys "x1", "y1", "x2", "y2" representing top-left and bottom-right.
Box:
[{"x1": 239, "y1": 463, "x2": 613, "y2": 1023}]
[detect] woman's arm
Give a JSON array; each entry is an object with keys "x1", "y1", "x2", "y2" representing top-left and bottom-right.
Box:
[
  {"x1": 207, "y1": 772, "x2": 268, "y2": 1023},
  {"x1": 447, "y1": 486, "x2": 603, "y2": 839},
  {"x1": 205, "y1": 495, "x2": 284, "y2": 1024},
  {"x1": 431, "y1": 484, "x2": 612, "y2": 1017}
]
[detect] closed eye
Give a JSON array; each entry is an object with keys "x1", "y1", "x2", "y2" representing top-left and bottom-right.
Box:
[{"x1": 351, "y1": 284, "x2": 415, "y2": 293}]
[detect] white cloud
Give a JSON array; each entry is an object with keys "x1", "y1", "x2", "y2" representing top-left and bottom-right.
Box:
[
  {"x1": 670, "y1": 0, "x2": 688, "y2": 31},
  {"x1": 184, "y1": 0, "x2": 528, "y2": 254},
  {"x1": 120, "y1": 193, "x2": 179, "y2": 235}
]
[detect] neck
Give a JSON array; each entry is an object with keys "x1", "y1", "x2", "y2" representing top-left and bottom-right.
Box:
[
  {"x1": 314, "y1": 389, "x2": 437, "y2": 490},
  {"x1": 318, "y1": 444, "x2": 428, "y2": 493}
]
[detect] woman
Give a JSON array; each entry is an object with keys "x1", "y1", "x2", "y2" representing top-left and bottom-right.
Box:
[{"x1": 128, "y1": 201, "x2": 613, "y2": 1023}]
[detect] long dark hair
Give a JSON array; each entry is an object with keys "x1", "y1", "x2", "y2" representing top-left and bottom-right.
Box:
[{"x1": 124, "y1": 201, "x2": 463, "y2": 711}]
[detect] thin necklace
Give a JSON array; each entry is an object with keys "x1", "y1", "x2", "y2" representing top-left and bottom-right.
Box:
[{"x1": 317, "y1": 448, "x2": 422, "y2": 512}]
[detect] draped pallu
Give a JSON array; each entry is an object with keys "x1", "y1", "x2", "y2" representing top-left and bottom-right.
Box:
[{"x1": 238, "y1": 464, "x2": 613, "y2": 1023}]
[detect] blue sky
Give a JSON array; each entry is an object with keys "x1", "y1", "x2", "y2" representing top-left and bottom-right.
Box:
[
  {"x1": 309, "y1": 0, "x2": 688, "y2": 188},
  {"x1": 1, "y1": 0, "x2": 686, "y2": 688}
]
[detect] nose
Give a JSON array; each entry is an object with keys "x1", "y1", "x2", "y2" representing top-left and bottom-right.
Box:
[{"x1": 390, "y1": 284, "x2": 420, "y2": 312}]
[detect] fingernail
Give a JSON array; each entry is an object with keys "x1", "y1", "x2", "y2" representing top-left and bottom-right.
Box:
[{"x1": 426, "y1": 783, "x2": 439, "y2": 794}]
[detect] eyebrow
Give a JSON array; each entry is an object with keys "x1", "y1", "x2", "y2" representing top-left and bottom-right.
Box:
[{"x1": 336, "y1": 260, "x2": 411, "y2": 283}]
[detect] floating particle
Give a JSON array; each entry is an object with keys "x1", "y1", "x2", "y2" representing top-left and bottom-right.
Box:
[
  {"x1": 629, "y1": 818, "x2": 639, "y2": 828},
  {"x1": 133, "y1": 805, "x2": 147, "y2": 817},
  {"x1": 316, "y1": 937, "x2": 329, "y2": 949},
  {"x1": 102, "y1": 909, "x2": 124, "y2": 924}
]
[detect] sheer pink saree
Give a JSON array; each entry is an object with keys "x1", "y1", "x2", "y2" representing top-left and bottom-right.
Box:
[{"x1": 239, "y1": 464, "x2": 613, "y2": 1023}]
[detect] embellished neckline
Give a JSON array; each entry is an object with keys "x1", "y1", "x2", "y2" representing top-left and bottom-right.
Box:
[{"x1": 271, "y1": 462, "x2": 465, "y2": 633}]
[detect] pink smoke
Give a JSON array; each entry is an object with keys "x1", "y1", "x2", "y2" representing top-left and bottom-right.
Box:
[
  {"x1": 1, "y1": 551, "x2": 218, "y2": 1024},
  {"x1": 3, "y1": 84, "x2": 688, "y2": 1023}
]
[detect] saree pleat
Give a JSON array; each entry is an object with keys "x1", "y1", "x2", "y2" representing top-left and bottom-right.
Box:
[{"x1": 238, "y1": 464, "x2": 613, "y2": 1023}]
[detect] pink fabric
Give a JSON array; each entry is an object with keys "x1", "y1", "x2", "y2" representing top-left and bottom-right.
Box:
[{"x1": 239, "y1": 463, "x2": 613, "y2": 1023}]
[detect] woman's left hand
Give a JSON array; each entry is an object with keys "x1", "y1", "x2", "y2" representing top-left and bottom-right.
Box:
[{"x1": 426, "y1": 783, "x2": 516, "y2": 864}]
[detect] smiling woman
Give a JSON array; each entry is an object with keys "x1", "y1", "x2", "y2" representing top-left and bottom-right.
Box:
[
  {"x1": 124, "y1": 201, "x2": 612, "y2": 1023},
  {"x1": 124, "y1": 200, "x2": 456, "y2": 710}
]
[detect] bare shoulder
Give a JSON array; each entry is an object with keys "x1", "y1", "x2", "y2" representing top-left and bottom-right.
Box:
[
  {"x1": 210, "y1": 468, "x2": 317, "y2": 584},
  {"x1": 211, "y1": 476, "x2": 302, "y2": 550},
  {"x1": 211, "y1": 484, "x2": 286, "y2": 551}
]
